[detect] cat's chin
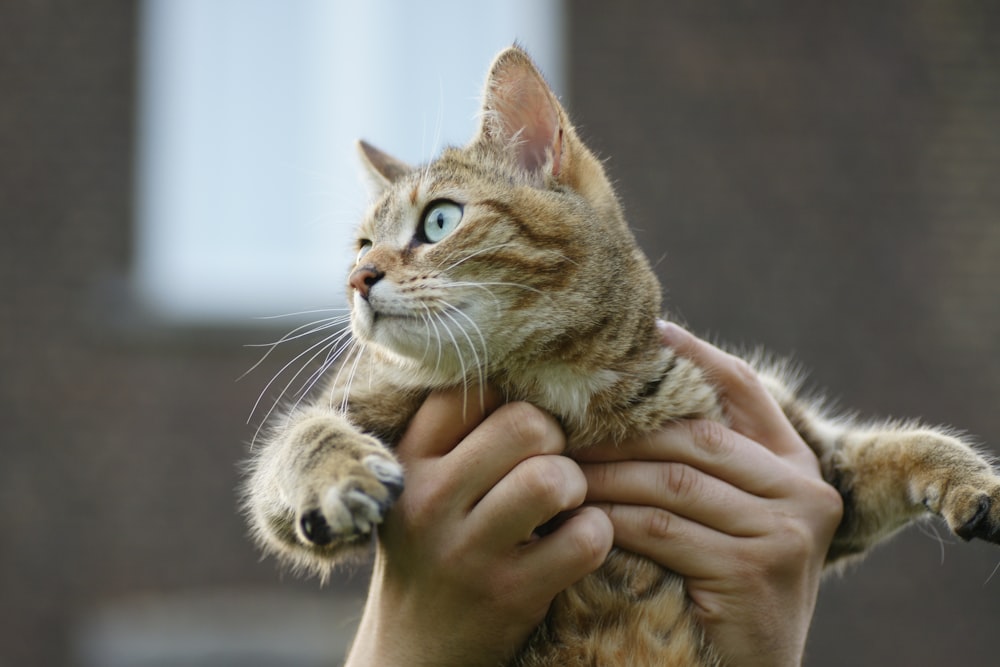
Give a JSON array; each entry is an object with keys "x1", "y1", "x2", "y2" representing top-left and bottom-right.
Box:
[
  {"x1": 350, "y1": 317, "x2": 469, "y2": 383},
  {"x1": 352, "y1": 308, "x2": 416, "y2": 354},
  {"x1": 352, "y1": 300, "x2": 488, "y2": 381},
  {"x1": 364, "y1": 344, "x2": 471, "y2": 388}
]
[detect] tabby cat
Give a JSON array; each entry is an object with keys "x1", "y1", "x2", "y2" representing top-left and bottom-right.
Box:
[{"x1": 243, "y1": 46, "x2": 1000, "y2": 665}]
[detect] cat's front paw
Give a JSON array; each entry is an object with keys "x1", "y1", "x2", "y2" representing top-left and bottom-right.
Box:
[
  {"x1": 245, "y1": 412, "x2": 405, "y2": 573},
  {"x1": 296, "y1": 454, "x2": 404, "y2": 546}
]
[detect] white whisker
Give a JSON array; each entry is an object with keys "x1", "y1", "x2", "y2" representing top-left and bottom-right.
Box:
[
  {"x1": 248, "y1": 329, "x2": 344, "y2": 424},
  {"x1": 541, "y1": 248, "x2": 580, "y2": 267},
  {"x1": 986, "y1": 559, "x2": 1000, "y2": 585},
  {"x1": 248, "y1": 329, "x2": 347, "y2": 447},
  {"x1": 296, "y1": 328, "x2": 356, "y2": 399},
  {"x1": 279, "y1": 337, "x2": 351, "y2": 424},
  {"x1": 245, "y1": 317, "x2": 347, "y2": 348},
  {"x1": 240, "y1": 314, "x2": 349, "y2": 380},
  {"x1": 440, "y1": 301, "x2": 487, "y2": 370},
  {"x1": 441, "y1": 301, "x2": 487, "y2": 415},
  {"x1": 338, "y1": 341, "x2": 368, "y2": 415},
  {"x1": 252, "y1": 307, "x2": 349, "y2": 320},
  {"x1": 420, "y1": 75, "x2": 445, "y2": 184},
  {"x1": 435, "y1": 280, "x2": 552, "y2": 317},
  {"x1": 419, "y1": 303, "x2": 445, "y2": 378},
  {"x1": 436, "y1": 243, "x2": 517, "y2": 273},
  {"x1": 328, "y1": 338, "x2": 361, "y2": 413},
  {"x1": 440, "y1": 280, "x2": 546, "y2": 297},
  {"x1": 916, "y1": 520, "x2": 950, "y2": 565},
  {"x1": 433, "y1": 309, "x2": 469, "y2": 415}
]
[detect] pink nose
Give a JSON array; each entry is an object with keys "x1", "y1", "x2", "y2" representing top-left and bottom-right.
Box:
[{"x1": 350, "y1": 264, "x2": 384, "y2": 299}]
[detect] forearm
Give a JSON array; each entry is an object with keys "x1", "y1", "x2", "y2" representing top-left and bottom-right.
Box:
[
  {"x1": 343, "y1": 562, "x2": 404, "y2": 667},
  {"x1": 343, "y1": 560, "x2": 490, "y2": 667}
]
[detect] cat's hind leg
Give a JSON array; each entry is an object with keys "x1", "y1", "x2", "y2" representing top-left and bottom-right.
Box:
[
  {"x1": 818, "y1": 422, "x2": 1000, "y2": 563},
  {"x1": 243, "y1": 406, "x2": 404, "y2": 576}
]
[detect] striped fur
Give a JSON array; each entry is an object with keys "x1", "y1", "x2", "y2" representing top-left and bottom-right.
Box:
[{"x1": 243, "y1": 46, "x2": 1000, "y2": 665}]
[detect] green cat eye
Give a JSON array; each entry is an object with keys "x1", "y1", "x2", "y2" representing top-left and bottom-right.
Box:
[{"x1": 420, "y1": 200, "x2": 463, "y2": 244}]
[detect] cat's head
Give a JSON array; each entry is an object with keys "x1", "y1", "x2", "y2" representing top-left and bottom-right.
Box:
[{"x1": 348, "y1": 46, "x2": 660, "y2": 382}]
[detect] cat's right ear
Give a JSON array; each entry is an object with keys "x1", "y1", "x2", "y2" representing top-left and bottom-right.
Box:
[{"x1": 357, "y1": 140, "x2": 411, "y2": 194}]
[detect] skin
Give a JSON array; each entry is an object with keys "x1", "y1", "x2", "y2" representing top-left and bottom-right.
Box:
[{"x1": 344, "y1": 325, "x2": 843, "y2": 667}]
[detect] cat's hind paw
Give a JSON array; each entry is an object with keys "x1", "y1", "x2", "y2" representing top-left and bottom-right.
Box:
[
  {"x1": 938, "y1": 477, "x2": 1000, "y2": 545},
  {"x1": 953, "y1": 492, "x2": 1000, "y2": 544}
]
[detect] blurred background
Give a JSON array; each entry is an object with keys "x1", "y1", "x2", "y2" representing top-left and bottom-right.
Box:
[{"x1": 2, "y1": 1, "x2": 998, "y2": 665}]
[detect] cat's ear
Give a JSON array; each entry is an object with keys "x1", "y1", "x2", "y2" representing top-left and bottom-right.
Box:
[
  {"x1": 477, "y1": 46, "x2": 564, "y2": 182},
  {"x1": 357, "y1": 140, "x2": 411, "y2": 193}
]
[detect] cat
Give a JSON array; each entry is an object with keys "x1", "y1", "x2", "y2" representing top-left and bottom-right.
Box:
[{"x1": 243, "y1": 46, "x2": 1000, "y2": 665}]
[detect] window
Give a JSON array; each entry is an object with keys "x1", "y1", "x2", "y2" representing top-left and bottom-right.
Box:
[{"x1": 133, "y1": 0, "x2": 564, "y2": 325}]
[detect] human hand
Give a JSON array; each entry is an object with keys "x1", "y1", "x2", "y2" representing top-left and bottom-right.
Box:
[
  {"x1": 577, "y1": 323, "x2": 843, "y2": 667},
  {"x1": 345, "y1": 387, "x2": 613, "y2": 667}
]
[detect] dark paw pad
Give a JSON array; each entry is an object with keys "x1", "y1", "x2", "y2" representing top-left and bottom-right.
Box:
[
  {"x1": 300, "y1": 509, "x2": 334, "y2": 546},
  {"x1": 955, "y1": 496, "x2": 999, "y2": 543}
]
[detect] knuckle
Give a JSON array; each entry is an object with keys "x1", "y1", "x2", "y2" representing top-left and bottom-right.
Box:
[
  {"x1": 686, "y1": 419, "x2": 734, "y2": 459},
  {"x1": 757, "y1": 506, "x2": 820, "y2": 569},
  {"x1": 768, "y1": 522, "x2": 816, "y2": 569},
  {"x1": 659, "y1": 463, "x2": 701, "y2": 501},
  {"x1": 502, "y1": 402, "x2": 564, "y2": 454},
  {"x1": 519, "y1": 456, "x2": 576, "y2": 506},
  {"x1": 728, "y1": 357, "x2": 762, "y2": 392},
  {"x1": 393, "y1": 472, "x2": 456, "y2": 531},
  {"x1": 812, "y1": 479, "x2": 845, "y2": 525},
  {"x1": 398, "y1": 482, "x2": 446, "y2": 531},
  {"x1": 583, "y1": 460, "x2": 611, "y2": 490},
  {"x1": 568, "y1": 513, "x2": 612, "y2": 567},
  {"x1": 729, "y1": 545, "x2": 767, "y2": 579},
  {"x1": 643, "y1": 507, "x2": 676, "y2": 541},
  {"x1": 779, "y1": 520, "x2": 815, "y2": 559}
]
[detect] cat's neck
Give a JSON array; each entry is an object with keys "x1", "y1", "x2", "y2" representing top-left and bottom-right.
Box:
[{"x1": 497, "y1": 362, "x2": 623, "y2": 425}]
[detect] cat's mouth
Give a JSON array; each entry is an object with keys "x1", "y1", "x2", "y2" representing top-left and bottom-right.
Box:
[
  {"x1": 352, "y1": 293, "x2": 487, "y2": 379},
  {"x1": 351, "y1": 294, "x2": 397, "y2": 337},
  {"x1": 352, "y1": 291, "x2": 420, "y2": 329},
  {"x1": 353, "y1": 294, "x2": 431, "y2": 345}
]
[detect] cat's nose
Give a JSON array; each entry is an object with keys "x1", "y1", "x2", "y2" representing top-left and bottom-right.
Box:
[{"x1": 349, "y1": 264, "x2": 385, "y2": 300}]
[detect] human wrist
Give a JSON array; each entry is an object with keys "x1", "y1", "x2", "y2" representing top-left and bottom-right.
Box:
[{"x1": 344, "y1": 555, "x2": 515, "y2": 667}]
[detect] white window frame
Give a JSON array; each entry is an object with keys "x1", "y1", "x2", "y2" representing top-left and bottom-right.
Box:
[{"x1": 133, "y1": 0, "x2": 565, "y2": 325}]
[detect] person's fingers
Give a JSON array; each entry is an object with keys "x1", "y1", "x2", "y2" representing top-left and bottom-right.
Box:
[
  {"x1": 513, "y1": 506, "x2": 613, "y2": 600},
  {"x1": 580, "y1": 459, "x2": 771, "y2": 537},
  {"x1": 470, "y1": 453, "x2": 586, "y2": 544},
  {"x1": 444, "y1": 402, "x2": 568, "y2": 511},
  {"x1": 395, "y1": 384, "x2": 504, "y2": 460},
  {"x1": 594, "y1": 503, "x2": 737, "y2": 580},
  {"x1": 659, "y1": 322, "x2": 812, "y2": 462},
  {"x1": 390, "y1": 399, "x2": 568, "y2": 545},
  {"x1": 576, "y1": 420, "x2": 795, "y2": 499}
]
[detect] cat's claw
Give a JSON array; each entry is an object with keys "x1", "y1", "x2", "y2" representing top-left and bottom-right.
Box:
[
  {"x1": 296, "y1": 456, "x2": 404, "y2": 547},
  {"x1": 364, "y1": 454, "x2": 405, "y2": 497}
]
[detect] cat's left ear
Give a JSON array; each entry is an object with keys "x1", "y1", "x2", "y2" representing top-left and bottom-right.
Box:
[
  {"x1": 357, "y1": 139, "x2": 412, "y2": 194},
  {"x1": 477, "y1": 46, "x2": 565, "y2": 183}
]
